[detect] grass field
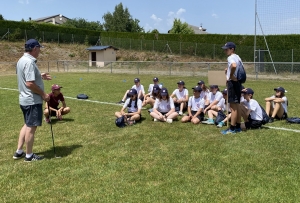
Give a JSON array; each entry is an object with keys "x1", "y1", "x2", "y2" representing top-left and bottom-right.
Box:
[{"x1": 1, "y1": 72, "x2": 300, "y2": 202}]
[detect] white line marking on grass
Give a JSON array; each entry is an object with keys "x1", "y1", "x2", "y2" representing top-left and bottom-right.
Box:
[{"x1": 262, "y1": 126, "x2": 300, "y2": 133}]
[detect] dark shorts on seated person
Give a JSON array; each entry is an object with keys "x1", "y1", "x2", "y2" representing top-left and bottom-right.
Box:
[
  {"x1": 245, "y1": 116, "x2": 263, "y2": 129},
  {"x1": 189, "y1": 111, "x2": 204, "y2": 121}
]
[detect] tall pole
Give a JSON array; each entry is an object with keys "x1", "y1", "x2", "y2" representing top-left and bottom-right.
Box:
[{"x1": 254, "y1": 0, "x2": 257, "y2": 79}]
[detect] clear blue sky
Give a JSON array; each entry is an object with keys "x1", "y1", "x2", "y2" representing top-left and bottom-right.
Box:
[{"x1": 1, "y1": 0, "x2": 299, "y2": 35}]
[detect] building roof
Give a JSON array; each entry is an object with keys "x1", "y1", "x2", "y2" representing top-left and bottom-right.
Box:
[
  {"x1": 33, "y1": 14, "x2": 70, "y2": 21},
  {"x1": 188, "y1": 24, "x2": 209, "y2": 34},
  {"x1": 86, "y1": 46, "x2": 119, "y2": 51}
]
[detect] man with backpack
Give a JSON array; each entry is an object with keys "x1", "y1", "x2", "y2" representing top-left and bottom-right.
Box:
[{"x1": 221, "y1": 42, "x2": 245, "y2": 134}]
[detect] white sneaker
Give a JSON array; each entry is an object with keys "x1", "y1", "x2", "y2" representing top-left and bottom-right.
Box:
[
  {"x1": 166, "y1": 118, "x2": 173, "y2": 123},
  {"x1": 178, "y1": 111, "x2": 183, "y2": 116},
  {"x1": 154, "y1": 118, "x2": 158, "y2": 122}
]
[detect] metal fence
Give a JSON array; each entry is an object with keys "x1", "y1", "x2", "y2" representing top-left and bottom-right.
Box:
[{"x1": 1, "y1": 61, "x2": 300, "y2": 80}]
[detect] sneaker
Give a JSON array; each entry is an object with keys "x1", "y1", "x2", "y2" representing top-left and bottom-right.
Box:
[
  {"x1": 217, "y1": 121, "x2": 225, "y2": 128},
  {"x1": 154, "y1": 118, "x2": 158, "y2": 122},
  {"x1": 221, "y1": 128, "x2": 236, "y2": 135},
  {"x1": 44, "y1": 117, "x2": 50, "y2": 123},
  {"x1": 13, "y1": 152, "x2": 25, "y2": 160},
  {"x1": 24, "y1": 154, "x2": 44, "y2": 162},
  {"x1": 268, "y1": 117, "x2": 274, "y2": 123},
  {"x1": 166, "y1": 118, "x2": 173, "y2": 123},
  {"x1": 117, "y1": 100, "x2": 125, "y2": 104},
  {"x1": 235, "y1": 127, "x2": 242, "y2": 133},
  {"x1": 202, "y1": 119, "x2": 214, "y2": 125},
  {"x1": 178, "y1": 111, "x2": 183, "y2": 116}
]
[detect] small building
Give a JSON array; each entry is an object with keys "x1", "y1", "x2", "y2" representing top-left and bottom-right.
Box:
[
  {"x1": 86, "y1": 46, "x2": 119, "y2": 67},
  {"x1": 188, "y1": 24, "x2": 209, "y2": 34},
  {"x1": 33, "y1": 14, "x2": 70, "y2": 25}
]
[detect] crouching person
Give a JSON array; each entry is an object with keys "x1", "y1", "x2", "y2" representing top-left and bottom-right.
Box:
[
  {"x1": 115, "y1": 89, "x2": 142, "y2": 125},
  {"x1": 240, "y1": 88, "x2": 263, "y2": 130},
  {"x1": 44, "y1": 84, "x2": 70, "y2": 122},
  {"x1": 150, "y1": 88, "x2": 178, "y2": 123},
  {"x1": 181, "y1": 85, "x2": 205, "y2": 124}
]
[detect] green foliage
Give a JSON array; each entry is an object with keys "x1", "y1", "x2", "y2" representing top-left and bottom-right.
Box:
[
  {"x1": 9, "y1": 28, "x2": 23, "y2": 41},
  {"x1": 102, "y1": 3, "x2": 144, "y2": 32},
  {"x1": 0, "y1": 14, "x2": 4, "y2": 21},
  {"x1": 169, "y1": 18, "x2": 195, "y2": 34},
  {"x1": 62, "y1": 18, "x2": 103, "y2": 31}
]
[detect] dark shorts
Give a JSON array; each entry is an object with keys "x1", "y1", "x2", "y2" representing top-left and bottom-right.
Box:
[
  {"x1": 46, "y1": 107, "x2": 59, "y2": 117},
  {"x1": 275, "y1": 112, "x2": 288, "y2": 120},
  {"x1": 189, "y1": 111, "x2": 204, "y2": 121},
  {"x1": 245, "y1": 116, "x2": 262, "y2": 129},
  {"x1": 227, "y1": 80, "x2": 242, "y2": 104},
  {"x1": 174, "y1": 102, "x2": 188, "y2": 112},
  {"x1": 20, "y1": 104, "x2": 43, "y2": 127}
]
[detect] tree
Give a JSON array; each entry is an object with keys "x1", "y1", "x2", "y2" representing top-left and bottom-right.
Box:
[
  {"x1": 0, "y1": 14, "x2": 4, "y2": 21},
  {"x1": 102, "y1": 3, "x2": 144, "y2": 32},
  {"x1": 63, "y1": 18, "x2": 103, "y2": 31},
  {"x1": 169, "y1": 18, "x2": 195, "y2": 34}
]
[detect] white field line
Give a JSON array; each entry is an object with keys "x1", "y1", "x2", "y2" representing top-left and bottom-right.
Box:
[{"x1": 1, "y1": 87, "x2": 299, "y2": 132}]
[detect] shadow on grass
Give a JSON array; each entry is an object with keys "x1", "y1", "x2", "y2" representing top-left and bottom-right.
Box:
[
  {"x1": 39, "y1": 144, "x2": 82, "y2": 159},
  {"x1": 49, "y1": 118, "x2": 75, "y2": 124}
]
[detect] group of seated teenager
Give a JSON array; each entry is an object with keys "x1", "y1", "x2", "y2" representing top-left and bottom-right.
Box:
[{"x1": 115, "y1": 77, "x2": 288, "y2": 130}]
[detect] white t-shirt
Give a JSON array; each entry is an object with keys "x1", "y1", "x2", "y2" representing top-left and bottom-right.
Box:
[
  {"x1": 123, "y1": 98, "x2": 142, "y2": 113},
  {"x1": 188, "y1": 96, "x2": 205, "y2": 111},
  {"x1": 207, "y1": 91, "x2": 223, "y2": 107},
  {"x1": 226, "y1": 54, "x2": 242, "y2": 81},
  {"x1": 148, "y1": 83, "x2": 163, "y2": 94},
  {"x1": 218, "y1": 98, "x2": 226, "y2": 111},
  {"x1": 132, "y1": 84, "x2": 145, "y2": 95},
  {"x1": 242, "y1": 99, "x2": 263, "y2": 121},
  {"x1": 270, "y1": 95, "x2": 288, "y2": 113},
  {"x1": 200, "y1": 89, "x2": 210, "y2": 100},
  {"x1": 172, "y1": 88, "x2": 188, "y2": 99},
  {"x1": 154, "y1": 98, "x2": 175, "y2": 113}
]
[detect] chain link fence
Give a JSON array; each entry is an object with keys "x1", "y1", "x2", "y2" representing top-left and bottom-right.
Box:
[{"x1": 1, "y1": 61, "x2": 300, "y2": 80}]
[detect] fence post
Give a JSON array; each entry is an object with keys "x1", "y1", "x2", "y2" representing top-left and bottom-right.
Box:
[
  {"x1": 169, "y1": 62, "x2": 172, "y2": 76},
  {"x1": 137, "y1": 62, "x2": 140, "y2": 74},
  {"x1": 57, "y1": 61, "x2": 59, "y2": 72},
  {"x1": 291, "y1": 49, "x2": 294, "y2": 73}
]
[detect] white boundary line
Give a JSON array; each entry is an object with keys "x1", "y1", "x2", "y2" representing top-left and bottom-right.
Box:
[{"x1": 1, "y1": 87, "x2": 299, "y2": 132}]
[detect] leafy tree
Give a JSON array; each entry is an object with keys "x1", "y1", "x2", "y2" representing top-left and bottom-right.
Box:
[
  {"x1": 102, "y1": 3, "x2": 144, "y2": 32},
  {"x1": 63, "y1": 18, "x2": 103, "y2": 31},
  {"x1": 0, "y1": 14, "x2": 4, "y2": 20},
  {"x1": 150, "y1": 29, "x2": 159, "y2": 34},
  {"x1": 169, "y1": 18, "x2": 194, "y2": 34}
]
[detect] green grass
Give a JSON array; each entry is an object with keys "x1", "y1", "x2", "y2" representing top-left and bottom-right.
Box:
[{"x1": 1, "y1": 73, "x2": 300, "y2": 202}]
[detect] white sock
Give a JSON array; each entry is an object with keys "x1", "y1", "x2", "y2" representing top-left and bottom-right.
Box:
[
  {"x1": 16, "y1": 149, "x2": 23, "y2": 154},
  {"x1": 26, "y1": 153, "x2": 33, "y2": 158}
]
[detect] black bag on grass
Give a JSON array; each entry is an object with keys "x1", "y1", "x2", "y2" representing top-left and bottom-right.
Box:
[
  {"x1": 77, "y1": 94, "x2": 88, "y2": 99},
  {"x1": 286, "y1": 117, "x2": 300, "y2": 124},
  {"x1": 115, "y1": 115, "x2": 127, "y2": 128},
  {"x1": 214, "y1": 110, "x2": 227, "y2": 125}
]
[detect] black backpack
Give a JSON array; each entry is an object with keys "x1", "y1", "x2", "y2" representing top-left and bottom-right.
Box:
[
  {"x1": 214, "y1": 110, "x2": 227, "y2": 125},
  {"x1": 115, "y1": 115, "x2": 127, "y2": 128},
  {"x1": 259, "y1": 104, "x2": 269, "y2": 125},
  {"x1": 77, "y1": 94, "x2": 89, "y2": 99},
  {"x1": 286, "y1": 117, "x2": 300, "y2": 124}
]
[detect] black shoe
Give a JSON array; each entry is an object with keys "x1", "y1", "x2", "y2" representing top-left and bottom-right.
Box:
[
  {"x1": 24, "y1": 154, "x2": 44, "y2": 162},
  {"x1": 268, "y1": 117, "x2": 274, "y2": 123},
  {"x1": 117, "y1": 100, "x2": 125, "y2": 104},
  {"x1": 13, "y1": 152, "x2": 25, "y2": 160}
]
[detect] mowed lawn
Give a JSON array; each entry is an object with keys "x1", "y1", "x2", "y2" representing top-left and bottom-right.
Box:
[{"x1": 1, "y1": 72, "x2": 300, "y2": 202}]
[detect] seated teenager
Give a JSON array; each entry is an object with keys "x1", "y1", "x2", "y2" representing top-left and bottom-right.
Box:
[
  {"x1": 115, "y1": 89, "x2": 142, "y2": 125},
  {"x1": 118, "y1": 78, "x2": 145, "y2": 104},
  {"x1": 170, "y1": 80, "x2": 189, "y2": 115},
  {"x1": 147, "y1": 77, "x2": 162, "y2": 94},
  {"x1": 143, "y1": 84, "x2": 161, "y2": 108},
  {"x1": 150, "y1": 87, "x2": 178, "y2": 123},
  {"x1": 44, "y1": 84, "x2": 70, "y2": 123},
  {"x1": 197, "y1": 80, "x2": 210, "y2": 100},
  {"x1": 240, "y1": 88, "x2": 263, "y2": 130},
  {"x1": 202, "y1": 85, "x2": 224, "y2": 124},
  {"x1": 265, "y1": 86, "x2": 288, "y2": 123},
  {"x1": 181, "y1": 85, "x2": 205, "y2": 124}
]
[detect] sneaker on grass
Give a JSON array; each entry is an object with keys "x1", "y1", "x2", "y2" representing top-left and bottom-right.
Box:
[
  {"x1": 217, "y1": 121, "x2": 225, "y2": 128},
  {"x1": 235, "y1": 127, "x2": 242, "y2": 133},
  {"x1": 13, "y1": 152, "x2": 25, "y2": 160},
  {"x1": 117, "y1": 100, "x2": 125, "y2": 104},
  {"x1": 221, "y1": 128, "x2": 236, "y2": 135},
  {"x1": 202, "y1": 118, "x2": 214, "y2": 125},
  {"x1": 24, "y1": 154, "x2": 44, "y2": 162}
]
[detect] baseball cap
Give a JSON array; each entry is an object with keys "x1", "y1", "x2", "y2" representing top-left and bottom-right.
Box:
[
  {"x1": 153, "y1": 77, "x2": 159, "y2": 82},
  {"x1": 134, "y1": 78, "x2": 140, "y2": 83},
  {"x1": 192, "y1": 85, "x2": 202, "y2": 92},
  {"x1": 197, "y1": 80, "x2": 205, "y2": 85},
  {"x1": 177, "y1": 80, "x2": 185, "y2": 85},
  {"x1": 221, "y1": 42, "x2": 236, "y2": 50},
  {"x1": 222, "y1": 89, "x2": 227, "y2": 94},
  {"x1": 25, "y1": 39, "x2": 44, "y2": 48},
  {"x1": 128, "y1": 88, "x2": 137, "y2": 96},
  {"x1": 274, "y1": 87, "x2": 287, "y2": 93},
  {"x1": 209, "y1": 85, "x2": 218, "y2": 89},
  {"x1": 51, "y1": 84, "x2": 62, "y2": 91},
  {"x1": 160, "y1": 88, "x2": 168, "y2": 96},
  {"x1": 152, "y1": 85, "x2": 160, "y2": 93},
  {"x1": 241, "y1": 88, "x2": 254, "y2": 95}
]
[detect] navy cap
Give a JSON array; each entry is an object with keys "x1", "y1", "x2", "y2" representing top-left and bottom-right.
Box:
[
  {"x1": 128, "y1": 89, "x2": 137, "y2": 96},
  {"x1": 222, "y1": 89, "x2": 227, "y2": 94},
  {"x1": 152, "y1": 84, "x2": 160, "y2": 93},
  {"x1": 274, "y1": 87, "x2": 286, "y2": 93},
  {"x1": 134, "y1": 78, "x2": 140, "y2": 83},
  {"x1": 25, "y1": 39, "x2": 43, "y2": 48},
  {"x1": 209, "y1": 85, "x2": 218, "y2": 89},
  {"x1": 192, "y1": 85, "x2": 202, "y2": 92},
  {"x1": 221, "y1": 42, "x2": 236, "y2": 50},
  {"x1": 160, "y1": 88, "x2": 168, "y2": 96},
  {"x1": 153, "y1": 77, "x2": 159, "y2": 82},
  {"x1": 241, "y1": 88, "x2": 254, "y2": 95},
  {"x1": 177, "y1": 80, "x2": 185, "y2": 85},
  {"x1": 197, "y1": 80, "x2": 205, "y2": 85}
]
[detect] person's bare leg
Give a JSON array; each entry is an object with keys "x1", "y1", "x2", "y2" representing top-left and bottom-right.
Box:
[
  {"x1": 230, "y1": 103, "x2": 239, "y2": 126},
  {"x1": 17, "y1": 124, "x2": 26, "y2": 150},
  {"x1": 25, "y1": 126, "x2": 37, "y2": 155},
  {"x1": 44, "y1": 109, "x2": 49, "y2": 118},
  {"x1": 62, "y1": 107, "x2": 70, "y2": 115},
  {"x1": 265, "y1": 101, "x2": 272, "y2": 116},
  {"x1": 272, "y1": 102, "x2": 284, "y2": 118}
]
